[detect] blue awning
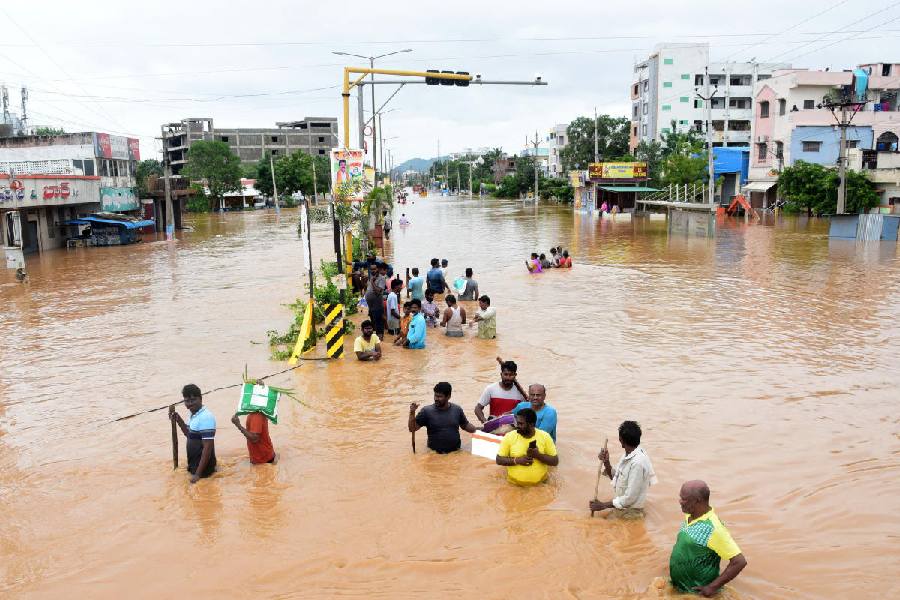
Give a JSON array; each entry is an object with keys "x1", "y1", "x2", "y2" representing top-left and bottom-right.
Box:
[{"x1": 66, "y1": 217, "x2": 155, "y2": 230}]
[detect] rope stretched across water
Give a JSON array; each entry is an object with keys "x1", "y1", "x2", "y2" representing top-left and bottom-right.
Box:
[{"x1": 110, "y1": 357, "x2": 330, "y2": 423}]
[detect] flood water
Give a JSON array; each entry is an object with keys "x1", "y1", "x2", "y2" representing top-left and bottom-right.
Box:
[{"x1": 2, "y1": 197, "x2": 899, "y2": 599}]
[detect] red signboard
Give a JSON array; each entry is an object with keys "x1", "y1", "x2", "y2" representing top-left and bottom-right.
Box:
[
  {"x1": 128, "y1": 137, "x2": 141, "y2": 161},
  {"x1": 43, "y1": 182, "x2": 71, "y2": 199}
]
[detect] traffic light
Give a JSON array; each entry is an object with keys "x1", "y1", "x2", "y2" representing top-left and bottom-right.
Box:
[
  {"x1": 426, "y1": 69, "x2": 440, "y2": 85},
  {"x1": 440, "y1": 70, "x2": 455, "y2": 86},
  {"x1": 455, "y1": 71, "x2": 469, "y2": 87}
]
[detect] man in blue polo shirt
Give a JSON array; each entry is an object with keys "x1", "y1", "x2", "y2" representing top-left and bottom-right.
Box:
[
  {"x1": 169, "y1": 383, "x2": 217, "y2": 483},
  {"x1": 426, "y1": 258, "x2": 448, "y2": 295},
  {"x1": 512, "y1": 383, "x2": 557, "y2": 442}
]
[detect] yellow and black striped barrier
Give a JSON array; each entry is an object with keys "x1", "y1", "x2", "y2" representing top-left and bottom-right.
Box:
[{"x1": 322, "y1": 303, "x2": 345, "y2": 359}]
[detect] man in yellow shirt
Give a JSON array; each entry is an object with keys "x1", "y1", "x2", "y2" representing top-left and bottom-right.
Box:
[
  {"x1": 353, "y1": 320, "x2": 382, "y2": 361},
  {"x1": 495, "y1": 408, "x2": 558, "y2": 485}
]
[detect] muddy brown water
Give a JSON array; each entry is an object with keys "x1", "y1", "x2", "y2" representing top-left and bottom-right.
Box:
[{"x1": 1, "y1": 197, "x2": 899, "y2": 599}]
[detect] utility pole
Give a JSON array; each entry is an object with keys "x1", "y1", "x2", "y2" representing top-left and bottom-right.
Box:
[
  {"x1": 357, "y1": 85, "x2": 365, "y2": 151},
  {"x1": 822, "y1": 90, "x2": 866, "y2": 214},
  {"x1": 311, "y1": 155, "x2": 318, "y2": 204},
  {"x1": 837, "y1": 104, "x2": 848, "y2": 214},
  {"x1": 695, "y1": 67, "x2": 718, "y2": 205},
  {"x1": 270, "y1": 153, "x2": 280, "y2": 214},
  {"x1": 593, "y1": 107, "x2": 599, "y2": 163},
  {"x1": 530, "y1": 131, "x2": 541, "y2": 200},
  {"x1": 468, "y1": 162, "x2": 473, "y2": 199},
  {"x1": 160, "y1": 125, "x2": 174, "y2": 240}
]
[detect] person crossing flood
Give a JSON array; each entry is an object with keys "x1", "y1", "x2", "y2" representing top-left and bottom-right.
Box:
[
  {"x1": 426, "y1": 258, "x2": 449, "y2": 294},
  {"x1": 422, "y1": 289, "x2": 440, "y2": 327},
  {"x1": 526, "y1": 253, "x2": 542, "y2": 273},
  {"x1": 168, "y1": 384, "x2": 216, "y2": 483},
  {"x1": 440, "y1": 294, "x2": 466, "y2": 337},
  {"x1": 231, "y1": 411, "x2": 276, "y2": 465},
  {"x1": 354, "y1": 320, "x2": 382, "y2": 361},
  {"x1": 474, "y1": 360, "x2": 526, "y2": 424},
  {"x1": 511, "y1": 384, "x2": 557, "y2": 442},
  {"x1": 404, "y1": 299, "x2": 426, "y2": 349},
  {"x1": 495, "y1": 408, "x2": 558, "y2": 486},
  {"x1": 471, "y1": 295, "x2": 497, "y2": 339},
  {"x1": 408, "y1": 267, "x2": 425, "y2": 301},
  {"x1": 458, "y1": 268, "x2": 479, "y2": 301},
  {"x1": 408, "y1": 382, "x2": 477, "y2": 454},
  {"x1": 589, "y1": 421, "x2": 656, "y2": 516},
  {"x1": 669, "y1": 480, "x2": 747, "y2": 597}
]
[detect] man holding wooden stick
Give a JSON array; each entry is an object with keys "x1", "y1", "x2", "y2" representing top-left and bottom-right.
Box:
[
  {"x1": 589, "y1": 421, "x2": 656, "y2": 516},
  {"x1": 169, "y1": 384, "x2": 217, "y2": 484}
]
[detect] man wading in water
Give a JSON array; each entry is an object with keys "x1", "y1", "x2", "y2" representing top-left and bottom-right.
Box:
[{"x1": 169, "y1": 384, "x2": 216, "y2": 483}]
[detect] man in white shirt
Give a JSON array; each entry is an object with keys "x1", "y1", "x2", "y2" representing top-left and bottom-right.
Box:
[{"x1": 589, "y1": 420, "x2": 657, "y2": 515}]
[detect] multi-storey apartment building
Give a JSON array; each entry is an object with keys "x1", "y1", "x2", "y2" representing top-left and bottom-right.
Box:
[
  {"x1": 629, "y1": 43, "x2": 789, "y2": 152},
  {"x1": 746, "y1": 63, "x2": 900, "y2": 207}
]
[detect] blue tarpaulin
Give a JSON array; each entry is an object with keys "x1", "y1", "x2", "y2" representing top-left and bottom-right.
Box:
[
  {"x1": 712, "y1": 147, "x2": 750, "y2": 184},
  {"x1": 66, "y1": 216, "x2": 155, "y2": 230}
]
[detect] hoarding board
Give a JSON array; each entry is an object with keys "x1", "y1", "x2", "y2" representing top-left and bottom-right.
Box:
[
  {"x1": 588, "y1": 162, "x2": 648, "y2": 181},
  {"x1": 330, "y1": 149, "x2": 365, "y2": 201}
]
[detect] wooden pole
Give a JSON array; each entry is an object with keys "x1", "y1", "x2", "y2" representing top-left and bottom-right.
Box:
[
  {"x1": 170, "y1": 405, "x2": 179, "y2": 469},
  {"x1": 591, "y1": 438, "x2": 608, "y2": 517}
]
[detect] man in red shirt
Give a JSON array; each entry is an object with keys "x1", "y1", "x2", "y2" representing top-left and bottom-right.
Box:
[{"x1": 231, "y1": 412, "x2": 276, "y2": 464}]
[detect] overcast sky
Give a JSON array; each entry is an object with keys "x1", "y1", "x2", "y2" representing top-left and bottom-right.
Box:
[{"x1": 0, "y1": 1, "x2": 896, "y2": 164}]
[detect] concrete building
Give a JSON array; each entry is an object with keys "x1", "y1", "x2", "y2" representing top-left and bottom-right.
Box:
[
  {"x1": 850, "y1": 148, "x2": 900, "y2": 209},
  {"x1": 629, "y1": 43, "x2": 789, "y2": 152},
  {"x1": 521, "y1": 147, "x2": 550, "y2": 175},
  {"x1": 547, "y1": 123, "x2": 568, "y2": 177},
  {"x1": 0, "y1": 132, "x2": 140, "y2": 254},
  {"x1": 746, "y1": 64, "x2": 900, "y2": 207},
  {"x1": 492, "y1": 155, "x2": 517, "y2": 183},
  {"x1": 163, "y1": 117, "x2": 338, "y2": 176}
]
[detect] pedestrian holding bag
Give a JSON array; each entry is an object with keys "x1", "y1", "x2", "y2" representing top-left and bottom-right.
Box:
[{"x1": 236, "y1": 382, "x2": 280, "y2": 424}]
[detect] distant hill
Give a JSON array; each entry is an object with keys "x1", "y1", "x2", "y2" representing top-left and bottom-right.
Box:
[{"x1": 394, "y1": 156, "x2": 446, "y2": 173}]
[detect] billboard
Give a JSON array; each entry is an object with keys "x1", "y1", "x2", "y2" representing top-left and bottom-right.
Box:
[
  {"x1": 94, "y1": 133, "x2": 141, "y2": 161},
  {"x1": 330, "y1": 148, "x2": 365, "y2": 201},
  {"x1": 588, "y1": 162, "x2": 648, "y2": 181},
  {"x1": 569, "y1": 170, "x2": 584, "y2": 188},
  {"x1": 100, "y1": 187, "x2": 139, "y2": 212}
]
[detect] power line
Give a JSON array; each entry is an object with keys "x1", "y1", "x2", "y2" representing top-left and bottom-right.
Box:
[{"x1": 784, "y1": 13, "x2": 900, "y2": 63}]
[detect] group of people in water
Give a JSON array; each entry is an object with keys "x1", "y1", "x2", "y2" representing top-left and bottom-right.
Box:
[
  {"x1": 352, "y1": 255, "x2": 497, "y2": 357},
  {"x1": 526, "y1": 245, "x2": 573, "y2": 273}
]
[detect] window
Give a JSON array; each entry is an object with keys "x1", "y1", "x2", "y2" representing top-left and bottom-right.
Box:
[
  {"x1": 779, "y1": 99, "x2": 786, "y2": 115},
  {"x1": 318, "y1": 149, "x2": 325, "y2": 155},
  {"x1": 318, "y1": 136, "x2": 325, "y2": 143},
  {"x1": 663, "y1": 81, "x2": 673, "y2": 88},
  {"x1": 847, "y1": 140, "x2": 859, "y2": 149},
  {"x1": 220, "y1": 136, "x2": 229, "y2": 143},
  {"x1": 803, "y1": 99, "x2": 815, "y2": 109},
  {"x1": 758, "y1": 74, "x2": 771, "y2": 81},
  {"x1": 729, "y1": 98, "x2": 749, "y2": 109},
  {"x1": 84, "y1": 160, "x2": 95, "y2": 176},
  {"x1": 271, "y1": 136, "x2": 279, "y2": 143},
  {"x1": 760, "y1": 101, "x2": 770, "y2": 118},
  {"x1": 642, "y1": 124, "x2": 648, "y2": 136},
  {"x1": 757, "y1": 142, "x2": 768, "y2": 160},
  {"x1": 662, "y1": 104, "x2": 671, "y2": 111},
  {"x1": 664, "y1": 58, "x2": 674, "y2": 65},
  {"x1": 558, "y1": 135, "x2": 564, "y2": 145},
  {"x1": 643, "y1": 81, "x2": 649, "y2": 92},
  {"x1": 694, "y1": 120, "x2": 704, "y2": 132},
  {"x1": 679, "y1": 120, "x2": 689, "y2": 125},
  {"x1": 643, "y1": 103, "x2": 648, "y2": 115},
  {"x1": 882, "y1": 64, "x2": 892, "y2": 76},
  {"x1": 681, "y1": 73, "x2": 690, "y2": 80},
  {"x1": 775, "y1": 141, "x2": 784, "y2": 158},
  {"x1": 802, "y1": 141, "x2": 821, "y2": 152},
  {"x1": 633, "y1": 105, "x2": 639, "y2": 118},
  {"x1": 710, "y1": 76, "x2": 722, "y2": 86},
  {"x1": 661, "y1": 127, "x2": 671, "y2": 134},
  {"x1": 632, "y1": 84, "x2": 639, "y2": 95},
  {"x1": 680, "y1": 96, "x2": 689, "y2": 103},
  {"x1": 633, "y1": 126, "x2": 638, "y2": 136},
  {"x1": 695, "y1": 74, "x2": 704, "y2": 86},
  {"x1": 271, "y1": 149, "x2": 278, "y2": 156},
  {"x1": 694, "y1": 99, "x2": 703, "y2": 108}
]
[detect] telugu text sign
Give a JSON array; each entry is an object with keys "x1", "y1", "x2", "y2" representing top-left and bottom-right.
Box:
[{"x1": 588, "y1": 162, "x2": 648, "y2": 181}]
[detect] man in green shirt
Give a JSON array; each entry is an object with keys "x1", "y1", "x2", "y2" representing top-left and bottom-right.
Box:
[
  {"x1": 669, "y1": 480, "x2": 748, "y2": 597},
  {"x1": 472, "y1": 295, "x2": 496, "y2": 339}
]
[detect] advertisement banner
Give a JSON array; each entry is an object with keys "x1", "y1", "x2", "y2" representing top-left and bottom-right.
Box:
[
  {"x1": 100, "y1": 187, "x2": 139, "y2": 212},
  {"x1": 588, "y1": 162, "x2": 648, "y2": 181},
  {"x1": 94, "y1": 133, "x2": 141, "y2": 160},
  {"x1": 569, "y1": 170, "x2": 583, "y2": 188},
  {"x1": 330, "y1": 149, "x2": 365, "y2": 201}
]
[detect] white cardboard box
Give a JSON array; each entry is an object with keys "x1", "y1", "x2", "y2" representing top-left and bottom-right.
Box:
[{"x1": 471, "y1": 431, "x2": 503, "y2": 459}]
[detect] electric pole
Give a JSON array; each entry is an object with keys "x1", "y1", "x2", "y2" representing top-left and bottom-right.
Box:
[
  {"x1": 593, "y1": 107, "x2": 599, "y2": 163},
  {"x1": 160, "y1": 125, "x2": 175, "y2": 240},
  {"x1": 270, "y1": 152, "x2": 280, "y2": 213},
  {"x1": 822, "y1": 88, "x2": 866, "y2": 214},
  {"x1": 530, "y1": 131, "x2": 541, "y2": 200},
  {"x1": 695, "y1": 67, "x2": 718, "y2": 204}
]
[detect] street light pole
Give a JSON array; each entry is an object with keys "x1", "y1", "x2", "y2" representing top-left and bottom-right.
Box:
[
  {"x1": 270, "y1": 152, "x2": 280, "y2": 214},
  {"x1": 695, "y1": 67, "x2": 718, "y2": 205}
]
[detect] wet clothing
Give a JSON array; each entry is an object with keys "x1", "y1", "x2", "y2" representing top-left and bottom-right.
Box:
[
  {"x1": 422, "y1": 300, "x2": 439, "y2": 327},
  {"x1": 365, "y1": 294, "x2": 385, "y2": 337},
  {"x1": 459, "y1": 278, "x2": 478, "y2": 301},
  {"x1": 354, "y1": 333, "x2": 380, "y2": 353},
  {"x1": 415, "y1": 403, "x2": 470, "y2": 453},
  {"x1": 669, "y1": 508, "x2": 742, "y2": 593},
  {"x1": 477, "y1": 382, "x2": 525, "y2": 419},
  {"x1": 386, "y1": 291, "x2": 400, "y2": 332},
  {"x1": 399, "y1": 314, "x2": 411, "y2": 338},
  {"x1": 540, "y1": 258, "x2": 552, "y2": 269},
  {"x1": 408, "y1": 276, "x2": 425, "y2": 301},
  {"x1": 528, "y1": 259, "x2": 542, "y2": 273},
  {"x1": 406, "y1": 313, "x2": 426, "y2": 349},
  {"x1": 475, "y1": 306, "x2": 497, "y2": 339},
  {"x1": 426, "y1": 267, "x2": 446, "y2": 294},
  {"x1": 187, "y1": 406, "x2": 217, "y2": 477},
  {"x1": 512, "y1": 401, "x2": 558, "y2": 442},
  {"x1": 444, "y1": 306, "x2": 464, "y2": 337},
  {"x1": 497, "y1": 429, "x2": 557, "y2": 485},
  {"x1": 610, "y1": 447, "x2": 657, "y2": 510},
  {"x1": 245, "y1": 412, "x2": 275, "y2": 464}
]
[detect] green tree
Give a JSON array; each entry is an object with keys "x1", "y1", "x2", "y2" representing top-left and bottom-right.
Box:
[
  {"x1": 779, "y1": 160, "x2": 878, "y2": 216},
  {"x1": 635, "y1": 140, "x2": 664, "y2": 188},
  {"x1": 34, "y1": 126, "x2": 65, "y2": 136},
  {"x1": 134, "y1": 159, "x2": 163, "y2": 196},
  {"x1": 560, "y1": 115, "x2": 630, "y2": 171},
  {"x1": 182, "y1": 140, "x2": 242, "y2": 202}
]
